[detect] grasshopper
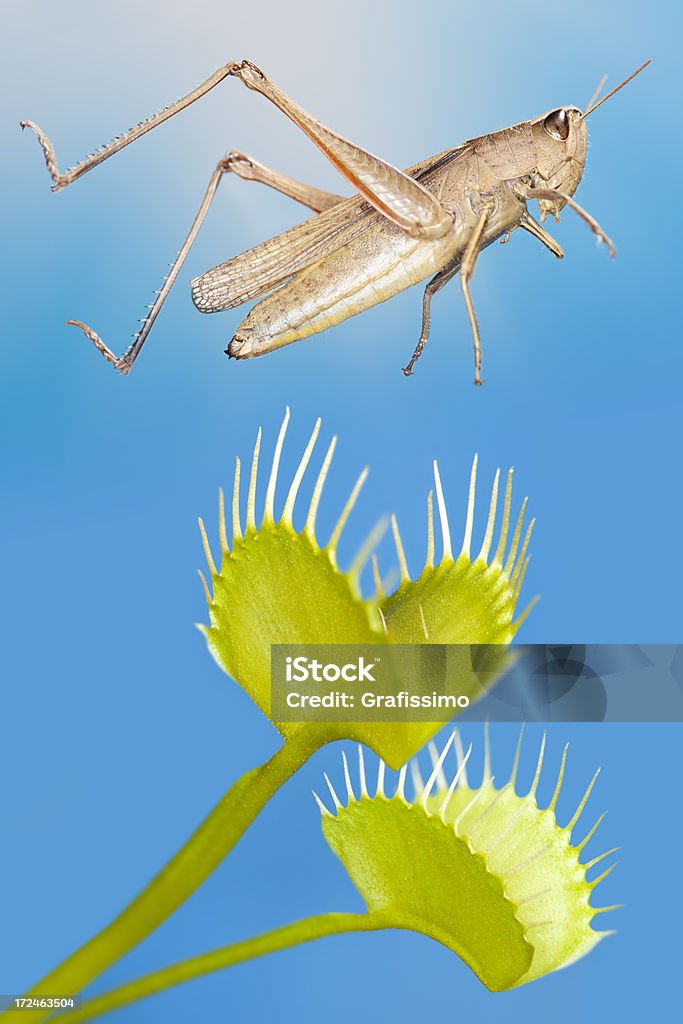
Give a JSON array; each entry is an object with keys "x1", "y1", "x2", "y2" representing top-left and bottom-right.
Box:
[{"x1": 21, "y1": 59, "x2": 650, "y2": 383}]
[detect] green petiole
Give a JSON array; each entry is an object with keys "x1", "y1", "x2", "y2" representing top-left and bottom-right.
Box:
[
  {"x1": 2, "y1": 730, "x2": 322, "y2": 1024},
  {"x1": 58, "y1": 913, "x2": 387, "y2": 1024}
]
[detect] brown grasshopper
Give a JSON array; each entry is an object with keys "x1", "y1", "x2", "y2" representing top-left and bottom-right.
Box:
[{"x1": 21, "y1": 59, "x2": 650, "y2": 383}]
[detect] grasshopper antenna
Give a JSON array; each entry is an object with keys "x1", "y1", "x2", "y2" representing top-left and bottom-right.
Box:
[
  {"x1": 581, "y1": 59, "x2": 651, "y2": 119},
  {"x1": 583, "y1": 74, "x2": 608, "y2": 118}
]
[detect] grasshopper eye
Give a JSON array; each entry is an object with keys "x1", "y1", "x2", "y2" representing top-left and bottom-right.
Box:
[{"x1": 543, "y1": 109, "x2": 570, "y2": 141}]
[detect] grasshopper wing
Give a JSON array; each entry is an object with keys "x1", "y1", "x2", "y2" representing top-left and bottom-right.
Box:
[{"x1": 191, "y1": 194, "x2": 373, "y2": 313}]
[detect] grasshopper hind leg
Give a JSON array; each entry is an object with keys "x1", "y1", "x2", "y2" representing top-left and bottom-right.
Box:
[
  {"x1": 67, "y1": 154, "x2": 344, "y2": 374},
  {"x1": 65, "y1": 157, "x2": 237, "y2": 374},
  {"x1": 403, "y1": 258, "x2": 461, "y2": 377}
]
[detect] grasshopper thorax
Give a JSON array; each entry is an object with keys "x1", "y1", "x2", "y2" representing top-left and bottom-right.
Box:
[{"x1": 529, "y1": 106, "x2": 586, "y2": 217}]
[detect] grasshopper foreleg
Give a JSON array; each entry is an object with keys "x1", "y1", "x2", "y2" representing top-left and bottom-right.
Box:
[
  {"x1": 68, "y1": 153, "x2": 343, "y2": 374},
  {"x1": 519, "y1": 211, "x2": 565, "y2": 258},
  {"x1": 403, "y1": 259, "x2": 461, "y2": 377},
  {"x1": 525, "y1": 187, "x2": 616, "y2": 257},
  {"x1": 460, "y1": 209, "x2": 490, "y2": 386}
]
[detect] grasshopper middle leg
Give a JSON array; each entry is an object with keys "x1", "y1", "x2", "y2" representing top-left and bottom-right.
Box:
[
  {"x1": 519, "y1": 211, "x2": 565, "y2": 258},
  {"x1": 403, "y1": 258, "x2": 461, "y2": 377},
  {"x1": 403, "y1": 208, "x2": 491, "y2": 381},
  {"x1": 460, "y1": 209, "x2": 490, "y2": 386}
]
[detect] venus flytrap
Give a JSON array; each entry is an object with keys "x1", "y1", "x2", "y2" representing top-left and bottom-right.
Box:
[
  {"x1": 62, "y1": 728, "x2": 617, "y2": 1022},
  {"x1": 5, "y1": 411, "x2": 535, "y2": 1024},
  {"x1": 200, "y1": 408, "x2": 536, "y2": 766}
]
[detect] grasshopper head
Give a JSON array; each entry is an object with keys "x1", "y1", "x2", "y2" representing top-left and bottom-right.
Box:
[
  {"x1": 530, "y1": 107, "x2": 587, "y2": 218},
  {"x1": 527, "y1": 61, "x2": 651, "y2": 221}
]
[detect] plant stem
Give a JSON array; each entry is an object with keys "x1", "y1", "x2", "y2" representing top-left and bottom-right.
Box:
[
  {"x1": 64, "y1": 913, "x2": 386, "y2": 1023},
  {"x1": 3, "y1": 729, "x2": 323, "y2": 1024}
]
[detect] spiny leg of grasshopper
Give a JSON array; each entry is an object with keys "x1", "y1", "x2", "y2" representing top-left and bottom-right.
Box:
[
  {"x1": 525, "y1": 187, "x2": 616, "y2": 257},
  {"x1": 68, "y1": 156, "x2": 229, "y2": 373},
  {"x1": 22, "y1": 59, "x2": 451, "y2": 235},
  {"x1": 20, "y1": 64, "x2": 242, "y2": 192},
  {"x1": 402, "y1": 258, "x2": 460, "y2": 377},
  {"x1": 67, "y1": 153, "x2": 343, "y2": 373}
]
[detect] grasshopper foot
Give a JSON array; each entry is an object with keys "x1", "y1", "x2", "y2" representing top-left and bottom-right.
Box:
[
  {"x1": 596, "y1": 228, "x2": 617, "y2": 258},
  {"x1": 66, "y1": 320, "x2": 132, "y2": 374},
  {"x1": 403, "y1": 337, "x2": 428, "y2": 377},
  {"x1": 20, "y1": 119, "x2": 73, "y2": 192}
]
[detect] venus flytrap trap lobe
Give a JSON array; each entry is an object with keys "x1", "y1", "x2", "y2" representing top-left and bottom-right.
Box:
[
  {"x1": 379, "y1": 456, "x2": 537, "y2": 647},
  {"x1": 321, "y1": 729, "x2": 618, "y2": 990},
  {"x1": 60, "y1": 729, "x2": 617, "y2": 1022},
  {"x1": 3, "y1": 411, "x2": 535, "y2": 1024},
  {"x1": 196, "y1": 408, "x2": 385, "y2": 746}
]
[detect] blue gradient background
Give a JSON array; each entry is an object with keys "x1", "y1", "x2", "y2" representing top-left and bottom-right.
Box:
[{"x1": 1, "y1": 1, "x2": 680, "y2": 1021}]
